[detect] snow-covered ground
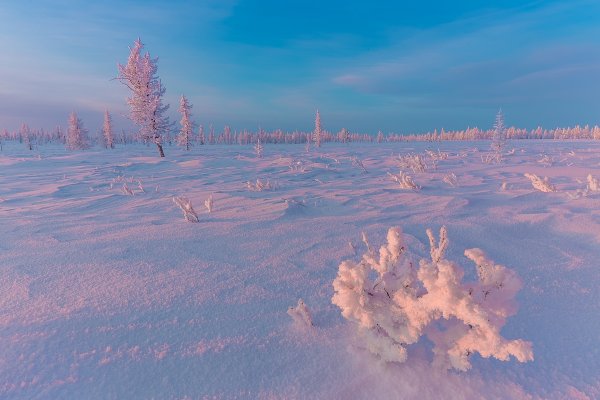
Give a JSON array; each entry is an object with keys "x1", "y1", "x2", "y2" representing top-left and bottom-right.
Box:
[{"x1": 1, "y1": 141, "x2": 599, "y2": 399}]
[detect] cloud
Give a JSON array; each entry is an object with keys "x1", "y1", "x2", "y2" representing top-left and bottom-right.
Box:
[{"x1": 329, "y1": 1, "x2": 600, "y2": 122}]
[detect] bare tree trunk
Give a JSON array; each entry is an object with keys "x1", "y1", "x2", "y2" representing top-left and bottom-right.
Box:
[{"x1": 156, "y1": 143, "x2": 165, "y2": 157}]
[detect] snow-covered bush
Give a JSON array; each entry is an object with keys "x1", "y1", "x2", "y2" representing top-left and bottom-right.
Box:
[
  {"x1": 332, "y1": 226, "x2": 533, "y2": 371},
  {"x1": 443, "y1": 173, "x2": 458, "y2": 187},
  {"x1": 205, "y1": 194, "x2": 214, "y2": 213},
  {"x1": 398, "y1": 153, "x2": 426, "y2": 173},
  {"x1": 122, "y1": 183, "x2": 135, "y2": 196},
  {"x1": 246, "y1": 179, "x2": 276, "y2": 191},
  {"x1": 351, "y1": 156, "x2": 368, "y2": 173},
  {"x1": 524, "y1": 173, "x2": 556, "y2": 192},
  {"x1": 388, "y1": 171, "x2": 420, "y2": 190},
  {"x1": 287, "y1": 299, "x2": 313, "y2": 328},
  {"x1": 537, "y1": 154, "x2": 553, "y2": 167},
  {"x1": 587, "y1": 174, "x2": 600, "y2": 192},
  {"x1": 172, "y1": 196, "x2": 199, "y2": 222}
]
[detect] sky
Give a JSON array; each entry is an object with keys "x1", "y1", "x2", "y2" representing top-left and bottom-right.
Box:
[{"x1": 0, "y1": 0, "x2": 599, "y2": 134}]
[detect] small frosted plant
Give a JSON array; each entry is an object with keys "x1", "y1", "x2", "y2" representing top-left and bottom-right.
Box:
[
  {"x1": 122, "y1": 183, "x2": 134, "y2": 196},
  {"x1": 398, "y1": 153, "x2": 426, "y2": 173},
  {"x1": 173, "y1": 196, "x2": 199, "y2": 222},
  {"x1": 587, "y1": 174, "x2": 600, "y2": 192},
  {"x1": 351, "y1": 156, "x2": 368, "y2": 173},
  {"x1": 205, "y1": 194, "x2": 214, "y2": 213},
  {"x1": 247, "y1": 179, "x2": 276, "y2": 191},
  {"x1": 443, "y1": 172, "x2": 458, "y2": 187},
  {"x1": 524, "y1": 173, "x2": 556, "y2": 193},
  {"x1": 388, "y1": 171, "x2": 420, "y2": 190},
  {"x1": 332, "y1": 226, "x2": 533, "y2": 371},
  {"x1": 287, "y1": 299, "x2": 313, "y2": 328}
]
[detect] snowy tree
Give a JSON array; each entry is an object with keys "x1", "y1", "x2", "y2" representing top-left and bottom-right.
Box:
[
  {"x1": 313, "y1": 109, "x2": 322, "y2": 148},
  {"x1": 66, "y1": 111, "x2": 89, "y2": 150},
  {"x1": 377, "y1": 130, "x2": 384, "y2": 143},
  {"x1": 491, "y1": 109, "x2": 507, "y2": 160},
  {"x1": 338, "y1": 128, "x2": 349, "y2": 143},
  {"x1": 332, "y1": 226, "x2": 533, "y2": 370},
  {"x1": 117, "y1": 38, "x2": 171, "y2": 157},
  {"x1": 198, "y1": 125, "x2": 205, "y2": 145},
  {"x1": 177, "y1": 94, "x2": 194, "y2": 151},
  {"x1": 254, "y1": 138, "x2": 264, "y2": 158},
  {"x1": 208, "y1": 124, "x2": 215, "y2": 145},
  {"x1": 20, "y1": 123, "x2": 32, "y2": 150},
  {"x1": 102, "y1": 110, "x2": 115, "y2": 149}
]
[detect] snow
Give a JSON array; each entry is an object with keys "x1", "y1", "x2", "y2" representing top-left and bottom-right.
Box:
[{"x1": 1, "y1": 141, "x2": 599, "y2": 399}]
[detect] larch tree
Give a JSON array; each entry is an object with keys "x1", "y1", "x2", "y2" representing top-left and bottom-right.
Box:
[
  {"x1": 102, "y1": 110, "x2": 115, "y2": 149},
  {"x1": 491, "y1": 109, "x2": 507, "y2": 159},
  {"x1": 20, "y1": 123, "x2": 32, "y2": 150},
  {"x1": 177, "y1": 94, "x2": 194, "y2": 150},
  {"x1": 198, "y1": 125, "x2": 205, "y2": 145},
  {"x1": 66, "y1": 111, "x2": 89, "y2": 150},
  {"x1": 117, "y1": 38, "x2": 171, "y2": 157},
  {"x1": 313, "y1": 109, "x2": 322, "y2": 148}
]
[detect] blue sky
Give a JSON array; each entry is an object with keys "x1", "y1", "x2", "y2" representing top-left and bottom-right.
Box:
[{"x1": 0, "y1": 0, "x2": 599, "y2": 134}]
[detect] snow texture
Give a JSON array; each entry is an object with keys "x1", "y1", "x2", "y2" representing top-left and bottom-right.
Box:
[{"x1": 1, "y1": 141, "x2": 599, "y2": 399}]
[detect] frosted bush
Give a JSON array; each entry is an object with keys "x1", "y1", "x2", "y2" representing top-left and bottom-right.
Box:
[
  {"x1": 398, "y1": 153, "x2": 426, "y2": 173},
  {"x1": 537, "y1": 154, "x2": 553, "y2": 167},
  {"x1": 332, "y1": 226, "x2": 533, "y2": 371},
  {"x1": 122, "y1": 183, "x2": 135, "y2": 196},
  {"x1": 172, "y1": 196, "x2": 199, "y2": 222},
  {"x1": 587, "y1": 174, "x2": 600, "y2": 192},
  {"x1": 351, "y1": 156, "x2": 368, "y2": 173},
  {"x1": 247, "y1": 179, "x2": 276, "y2": 191},
  {"x1": 388, "y1": 171, "x2": 420, "y2": 190},
  {"x1": 205, "y1": 194, "x2": 214, "y2": 213},
  {"x1": 443, "y1": 173, "x2": 458, "y2": 187},
  {"x1": 524, "y1": 173, "x2": 556, "y2": 193},
  {"x1": 287, "y1": 299, "x2": 313, "y2": 328}
]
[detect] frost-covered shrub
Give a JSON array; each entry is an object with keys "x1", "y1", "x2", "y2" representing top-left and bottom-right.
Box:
[
  {"x1": 173, "y1": 196, "x2": 199, "y2": 222},
  {"x1": 332, "y1": 226, "x2": 533, "y2": 371},
  {"x1": 246, "y1": 179, "x2": 276, "y2": 191},
  {"x1": 287, "y1": 299, "x2": 313, "y2": 328},
  {"x1": 587, "y1": 174, "x2": 600, "y2": 192},
  {"x1": 398, "y1": 153, "x2": 426, "y2": 173},
  {"x1": 537, "y1": 154, "x2": 553, "y2": 167},
  {"x1": 443, "y1": 173, "x2": 458, "y2": 187},
  {"x1": 524, "y1": 173, "x2": 556, "y2": 192},
  {"x1": 388, "y1": 171, "x2": 420, "y2": 190},
  {"x1": 351, "y1": 156, "x2": 368, "y2": 173},
  {"x1": 122, "y1": 183, "x2": 135, "y2": 196},
  {"x1": 205, "y1": 194, "x2": 214, "y2": 213}
]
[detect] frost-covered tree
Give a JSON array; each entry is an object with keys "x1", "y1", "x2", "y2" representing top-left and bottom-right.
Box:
[
  {"x1": 198, "y1": 125, "x2": 205, "y2": 145},
  {"x1": 254, "y1": 138, "x2": 264, "y2": 158},
  {"x1": 102, "y1": 110, "x2": 115, "y2": 149},
  {"x1": 117, "y1": 38, "x2": 171, "y2": 157},
  {"x1": 332, "y1": 226, "x2": 533, "y2": 371},
  {"x1": 313, "y1": 109, "x2": 322, "y2": 148},
  {"x1": 20, "y1": 123, "x2": 32, "y2": 150},
  {"x1": 66, "y1": 111, "x2": 89, "y2": 150},
  {"x1": 338, "y1": 128, "x2": 349, "y2": 143},
  {"x1": 177, "y1": 94, "x2": 194, "y2": 151},
  {"x1": 491, "y1": 109, "x2": 507, "y2": 159},
  {"x1": 377, "y1": 130, "x2": 384, "y2": 143}
]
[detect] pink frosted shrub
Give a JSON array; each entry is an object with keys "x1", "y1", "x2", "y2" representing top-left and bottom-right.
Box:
[{"x1": 332, "y1": 226, "x2": 533, "y2": 371}]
